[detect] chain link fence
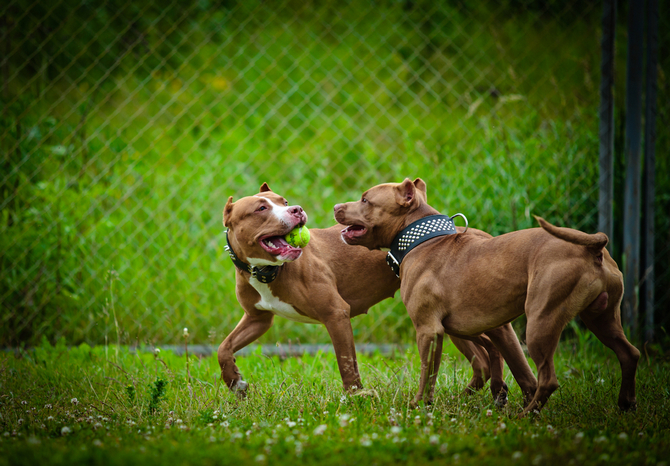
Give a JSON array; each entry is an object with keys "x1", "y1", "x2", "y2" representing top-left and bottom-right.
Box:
[{"x1": 1, "y1": 0, "x2": 668, "y2": 347}]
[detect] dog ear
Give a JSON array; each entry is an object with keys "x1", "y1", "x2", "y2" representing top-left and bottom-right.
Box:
[
  {"x1": 223, "y1": 196, "x2": 234, "y2": 227},
  {"x1": 259, "y1": 182, "x2": 272, "y2": 193},
  {"x1": 395, "y1": 178, "x2": 415, "y2": 207},
  {"x1": 413, "y1": 178, "x2": 427, "y2": 201}
]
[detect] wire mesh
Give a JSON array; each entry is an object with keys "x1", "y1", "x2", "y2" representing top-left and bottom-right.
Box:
[{"x1": 1, "y1": 0, "x2": 668, "y2": 347}]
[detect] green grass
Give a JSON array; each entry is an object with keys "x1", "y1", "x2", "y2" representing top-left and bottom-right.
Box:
[{"x1": 1, "y1": 337, "x2": 669, "y2": 466}]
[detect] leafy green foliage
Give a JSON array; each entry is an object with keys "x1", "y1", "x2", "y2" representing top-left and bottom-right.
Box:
[
  {"x1": 147, "y1": 379, "x2": 168, "y2": 415},
  {"x1": 1, "y1": 0, "x2": 668, "y2": 346}
]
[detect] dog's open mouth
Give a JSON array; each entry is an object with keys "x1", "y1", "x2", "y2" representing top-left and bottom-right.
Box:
[
  {"x1": 341, "y1": 224, "x2": 367, "y2": 241},
  {"x1": 259, "y1": 235, "x2": 303, "y2": 259}
]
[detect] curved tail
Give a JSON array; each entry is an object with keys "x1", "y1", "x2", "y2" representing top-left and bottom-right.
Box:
[{"x1": 534, "y1": 216, "x2": 608, "y2": 252}]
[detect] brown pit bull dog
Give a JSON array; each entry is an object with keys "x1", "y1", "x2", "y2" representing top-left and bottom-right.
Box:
[
  {"x1": 218, "y1": 183, "x2": 516, "y2": 401},
  {"x1": 334, "y1": 178, "x2": 640, "y2": 416}
]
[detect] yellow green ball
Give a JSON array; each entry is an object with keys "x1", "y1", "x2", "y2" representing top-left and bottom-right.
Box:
[{"x1": 285, "y1": 226, "x2": 310, "y2": 248}]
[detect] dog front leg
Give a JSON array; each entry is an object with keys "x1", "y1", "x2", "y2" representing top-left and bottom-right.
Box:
[
  {"x1": 218, "y1": 311, "x2": 274, "y2": 396},
  {"x1": 322, "y1": 308, "x2": 362, "y2": 392},
  {"x1": 412, "y1": 325, "x2": 445, "y2": 407}
]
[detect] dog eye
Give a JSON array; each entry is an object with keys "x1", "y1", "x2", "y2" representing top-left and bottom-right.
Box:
[
  {"x1": 362, "y1": 198, "x2": 368, "y2": 203},
  {"x1": 284, "y1": 201, "x2": 288, "y2": 206},
  {"x1": 256, "y1": 205, "x2": 267, "y2": 212}
]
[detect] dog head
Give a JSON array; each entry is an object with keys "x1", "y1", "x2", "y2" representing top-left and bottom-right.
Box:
[
  {"x1": 333, "y1": 178, "x2": 428, "y2": 250},
  {"x1": 223, "y1": 183, "x2": 308, "y2": 265}
]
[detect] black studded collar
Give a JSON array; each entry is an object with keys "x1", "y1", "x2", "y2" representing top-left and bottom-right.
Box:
[
  {"x1": 225, "y1": 230, "x2": 280, "y2": 284},
  {"x1": 386, "y1": 213, "x2": 468, "y2": 277}
]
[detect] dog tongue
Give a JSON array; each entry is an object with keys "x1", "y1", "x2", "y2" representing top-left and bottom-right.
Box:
[{"x1": 265, "y1": 236, "x2": 290, "y2": 249}]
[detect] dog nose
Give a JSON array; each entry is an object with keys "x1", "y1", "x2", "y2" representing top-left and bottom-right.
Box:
[
  {"x1": 288, "y1": 205, "x2": 303, "y2": 216},
  {"x1": 334, "y1": 204, "x2": 342, "y2": 212}
]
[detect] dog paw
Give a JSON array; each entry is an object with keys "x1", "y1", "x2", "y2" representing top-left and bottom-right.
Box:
[
  {"x1": 351, "y1": 388, "x2": 380, "y2": 400},
  {"x1": 231, "y1": 379, "x2": 248, "y2": 398},
  {"x1": 619, "y1": 399, "x2": 637, "y2": 412}
]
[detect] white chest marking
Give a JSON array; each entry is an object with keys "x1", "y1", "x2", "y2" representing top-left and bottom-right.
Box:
[{"x1": 249, "y1": 277, "x2": 321, "y2": 324}]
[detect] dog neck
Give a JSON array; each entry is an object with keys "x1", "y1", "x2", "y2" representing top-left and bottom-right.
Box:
[
  {"x1": 403, "y1": 203, "x2": 441, "y2": 229},
  {"x1": 225, "y1": 230, "x2": 281, "y2": 284}
]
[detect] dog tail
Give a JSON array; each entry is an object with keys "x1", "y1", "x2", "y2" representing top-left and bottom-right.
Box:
[{"x1": 534, "y1": 216, "x2": 608, "y2": 253}]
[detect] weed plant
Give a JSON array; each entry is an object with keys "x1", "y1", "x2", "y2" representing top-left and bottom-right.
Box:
[{"x1": 0, "y1": 337, "x2": 668, "y2": 466}]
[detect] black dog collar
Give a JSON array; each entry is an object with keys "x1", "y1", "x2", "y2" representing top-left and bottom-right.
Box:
[
  {"x1": 225, "y1": 231, "x2": 280, "y2": 284},
  {"x1": 386, "y1": 214, "x2": 468, "y2": 277}
]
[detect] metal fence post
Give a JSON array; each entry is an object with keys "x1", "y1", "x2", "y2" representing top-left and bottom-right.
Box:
[
  {"x1": 599, "y1": 0, "x2": 616, "y2": 247},
  {"x1": 623, "y1": 0, "x2": 645, "y2": 337},
  {"x1": 642, "y1": 0, "x2": 658, "y2": 343}
]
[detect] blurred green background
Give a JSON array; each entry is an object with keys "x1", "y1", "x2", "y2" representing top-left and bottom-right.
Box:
[{"x1": 1, "y1": 0, "x2": 668, "y2": 347}]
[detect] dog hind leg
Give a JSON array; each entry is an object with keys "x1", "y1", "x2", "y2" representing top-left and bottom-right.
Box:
[
  {"x1": 579, "y1": 299, "x2": 640, "y2": 411},
  {"x1": 450, "y1": 336, "x2": 491, "y2": 394},
  {"x1": 521, "y1": 312, "x2": 563, "y2": 416},
  {"x1": 485, "y1": 323, "x2": 538, "y2": 407}
]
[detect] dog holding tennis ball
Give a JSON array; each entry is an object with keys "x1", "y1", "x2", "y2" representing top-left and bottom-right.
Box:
[
  {"x1": 285, "y1": 225, "x2": 311, "y2": 248},
  {"x1": 218, "y1": 183, "x2": 532, "y2": 402}
]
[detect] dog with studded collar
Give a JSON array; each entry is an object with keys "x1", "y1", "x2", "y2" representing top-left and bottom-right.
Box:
[
  {"x1": 218, "y1": 183, "x2": 518, "y2": 399},
  {"x1": 334, "y1": 178, "x2": 639, "y2": 415}
]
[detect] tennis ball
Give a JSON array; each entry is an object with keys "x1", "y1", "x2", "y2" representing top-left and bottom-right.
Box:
[{"x1": 285, "y1": 225, "x2": 310, "y2": 248}]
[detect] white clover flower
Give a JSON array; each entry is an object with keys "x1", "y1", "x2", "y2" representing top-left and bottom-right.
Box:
[
  {"x1": 451, "y1": 418, "x2": 457, "y2": 423},
  {"x1": 414, "y1": 415, "x2": 421, "y2": 426},
  {"x1": 546, "y1": 424, "x2": 554, "y2": 432},
  {"x1": 154, "y1": 348, "x2": 161, "y2": 355},
  {"x1": 339, "y1": 395, "x2": 347, "y2": 404},
  {"x1": 499, "y1": 422, "x2": 507, "y2": 430},
  {"x1": 512, "y1": 451, "x2": 523, "y2": 460},
  {"x1": 313, "y1": 424, "x2": 327, "y2": 436},
  {"x1": 594, "y1": 435, "x2": 608, "y2": 443},
  {"x1": 360, "y1": 436, "x2": 372, "y2": 447},
  {"x1": 17, "y1": 419, "x2": 23, "y2": 425},
  {"x1": 61, "y1": 426, "x2": 72, "y2": 435},
  {"x1": 339, "y1": 413, "x2": 351, "y2": 427},
  {"x1": 183, "y1": 328, "x2": 189, "y2": 338},
  {"x1": 175, "y1": 419, "x2": 183, "y2": 424},
  {"x1": 44, "y1": 404, "x2": 52, "y2": 409},
  {"x1": 254, "y1": 454, "x2": 266, "y2": 462},
  {"x1": 286, "y1": 421, "x2": 296, "y2": 428},
  {"x1": 390, "y1": 426, "x2": 402, "y2": 435},
  {"x1": 220, "y1": 421, "x2": 229, "y2": 428},
  {"x1": 93, "y1": 439, "x2": 103, "y2": 447},
  {"x1": 429, "y1": 435, "x2": 439, "y2": 445},
  {"x1": 71, "y1": 398, "x2": 79, "y2": 406},
  {"x1": 20, "y1": 401, "x2": 27, "y2": 406},
  {"x1": 47, "y1": 416, "x2": 54, "y2": 421},
  {"x1": 574, "y1": 431, "x2": 584, "y2": 443},
  {"x1": 618, "y1": 432, "x2": 628, "y2": 440},
  {"x1": 2, "y1": 432, "x2": 9, "y2": 437},
  {"x1": 486, "y1": 409, "x2": 492, "y2": 417},
  {"x1": 178, "y1": 424, "x2": 188, "y2": 430}
]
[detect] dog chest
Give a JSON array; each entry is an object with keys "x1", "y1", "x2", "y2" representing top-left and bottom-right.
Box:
[{"x1": 248, "y1": 278, "x2": 321, "y2": 324}]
